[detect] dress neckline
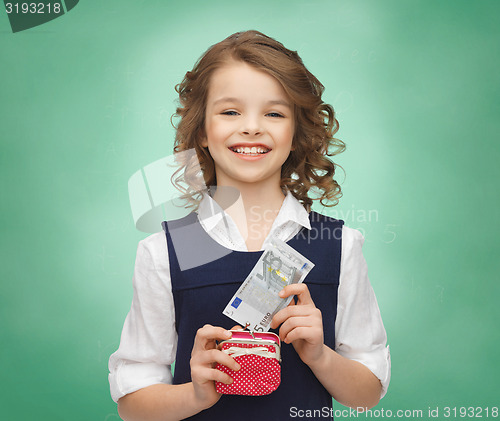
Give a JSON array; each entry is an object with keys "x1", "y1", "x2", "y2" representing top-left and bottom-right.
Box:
[{"x1": 193, "y1": 210, "x2": 317, "y2": 255}]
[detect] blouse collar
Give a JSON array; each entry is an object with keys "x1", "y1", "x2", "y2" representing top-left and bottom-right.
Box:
[{"x1": 197, "y1": 189, "x2": 311, "y2": 235}]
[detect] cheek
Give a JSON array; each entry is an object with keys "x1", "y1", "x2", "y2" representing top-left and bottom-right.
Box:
[
  {"x1": 206, "y1": 120, "x2": 229, "y2": 143},
  {"x1": 280, "y1": 125, "x2": 295, "y2": 148}
]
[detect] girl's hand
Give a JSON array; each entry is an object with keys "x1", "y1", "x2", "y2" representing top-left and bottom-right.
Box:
[
  {"x1": 190, "y1": 324, "x2": 241, "y2": 410},
  {"x1": 270, "y1": 284, "x2": 326, "y2": 367}
]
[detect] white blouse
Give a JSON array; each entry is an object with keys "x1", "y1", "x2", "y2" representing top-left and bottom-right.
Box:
[{"x1": 108, "y1": 192, "x2": 391, "y2": 403}]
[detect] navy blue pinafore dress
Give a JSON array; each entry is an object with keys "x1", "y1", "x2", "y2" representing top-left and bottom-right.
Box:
[{"x1": 161, "y1": 211, "x2": 344, "y2": 420}]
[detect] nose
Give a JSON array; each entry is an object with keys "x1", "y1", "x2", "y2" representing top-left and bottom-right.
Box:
[{"x1": 240, "y1": 114, "x2": 262, "y2": 136}]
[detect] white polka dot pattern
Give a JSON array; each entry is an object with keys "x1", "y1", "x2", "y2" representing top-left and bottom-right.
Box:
[{"x1": 215, "y1": 343, "x2": 281, "y2": 396}]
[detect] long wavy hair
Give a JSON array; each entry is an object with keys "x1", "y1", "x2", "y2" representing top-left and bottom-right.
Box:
[{"x1": 171, "y1": 30, "x2": 345, "y2": 212}]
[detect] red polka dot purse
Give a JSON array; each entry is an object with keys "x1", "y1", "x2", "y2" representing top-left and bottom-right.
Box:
[{"x1": 215, "y1": 330, "x2": 281, "y2": 396}]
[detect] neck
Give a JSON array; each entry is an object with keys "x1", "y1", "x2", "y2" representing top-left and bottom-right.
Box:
[
  {"x1": 212, "y1": 177, "x2": 285, "y2": 216},
  {"x1": 211, "y1": 177, "x2": 286, "y2": 251}
]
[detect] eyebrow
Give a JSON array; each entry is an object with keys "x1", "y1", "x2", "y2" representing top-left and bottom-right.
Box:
[{"x1": 212, "y1": 97, "x2": 291, "y2": 108}]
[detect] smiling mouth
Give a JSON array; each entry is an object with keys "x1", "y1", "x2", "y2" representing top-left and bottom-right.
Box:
[{"x1": 229, "y1": 146, "x2": 271, "y2": 156}]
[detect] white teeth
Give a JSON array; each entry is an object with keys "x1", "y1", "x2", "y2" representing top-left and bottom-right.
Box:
[{"x1": 231, "y1": 146, "x2": 270, "y2": 155}]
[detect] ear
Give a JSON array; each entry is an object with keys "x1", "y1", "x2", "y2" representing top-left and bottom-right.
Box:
[
  {"x1": 290, "y1": 133, "x2": 296, "y2": 151},
  {"x1": 200, "y1": 127, "x2": 208, "y2": 148}
]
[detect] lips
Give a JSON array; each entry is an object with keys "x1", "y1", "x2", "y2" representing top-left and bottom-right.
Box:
[{"x1": 228, "y1": 144, "x2": 271, "y2": 156}]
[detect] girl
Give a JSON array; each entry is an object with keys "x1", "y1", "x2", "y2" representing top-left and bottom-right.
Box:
[{"x1": 109, "y1": 30, "x2": 390, "y2": 420}]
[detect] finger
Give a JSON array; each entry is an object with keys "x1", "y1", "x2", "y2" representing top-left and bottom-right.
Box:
[
  {"x1": 270, "y1": 304, "x2": 319, "y2": 329},
  {"x1": 193, "y1": 325, "x2": 232, "y2": 351},
  {"x1": 192, "y1": 365, "x2": 234, "y2": 385},
  {"x1": 192, "y1": 348, "x2": 241, "y2": 372},
  {"x1": 230, "y1": 325, "x2": 244, "y2": 331},
  {"x1": 283, "y1": 326, "x2": 323, "y2": 345},
  {"x1": 279, "y1": 283, "x2": 315, "y2": 306},
  {"x1": 278, "y1": 316, "x2": 314, "y2": 342}
]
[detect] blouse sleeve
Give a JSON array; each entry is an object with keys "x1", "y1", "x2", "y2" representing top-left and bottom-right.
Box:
[
  {"x1": 108, "y1": 232, "x2": 178, "y2": 403},
  {"x1": 335, "y1": 226, "x2": 391, "y2": 398}
]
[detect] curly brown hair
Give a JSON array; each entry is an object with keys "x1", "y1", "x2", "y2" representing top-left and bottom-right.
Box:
[{"x1": 171, "y1": 30, "x2": 345, "y2": 212}]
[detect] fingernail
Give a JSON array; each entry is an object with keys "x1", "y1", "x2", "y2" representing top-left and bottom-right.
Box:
[
  {"x1": 279, "y1": 290, "x2": 285, "y2": 297},
  {"x1": 224, "y1": 330, "x2": 231, "y2": 338}
]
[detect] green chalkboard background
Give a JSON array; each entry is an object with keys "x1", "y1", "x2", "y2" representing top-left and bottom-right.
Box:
[{"x1": 1, "y1": 1, "x2": 499, "y2": 420}]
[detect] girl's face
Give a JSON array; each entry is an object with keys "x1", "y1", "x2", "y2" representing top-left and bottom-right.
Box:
[{"x1": 202, "y1": 60, "x2": 295, "y2": 190}]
